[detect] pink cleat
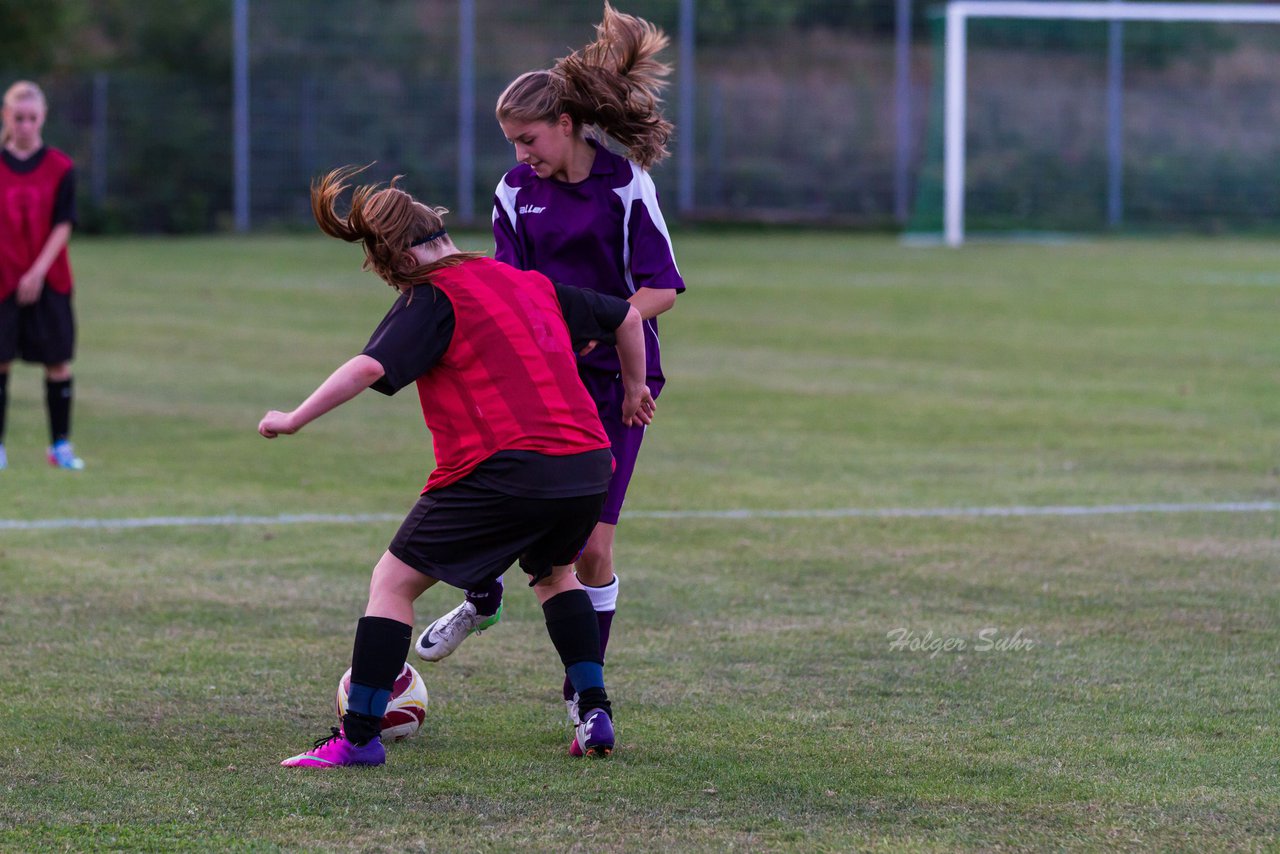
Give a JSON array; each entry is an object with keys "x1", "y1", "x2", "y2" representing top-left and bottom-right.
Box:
[{"x1": 281, "y1": 728, "x2": 385, "y2": 768}]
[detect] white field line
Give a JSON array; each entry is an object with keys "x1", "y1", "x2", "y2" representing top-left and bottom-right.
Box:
[
  {"x1": 628, "y1": 502, "x2": 1280, "y2": 520},
  {"x1": 0, "y1": 502, "x2": 1277, "y2": 532}
]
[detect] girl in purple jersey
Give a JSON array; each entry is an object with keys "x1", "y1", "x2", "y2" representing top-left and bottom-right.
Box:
[{"x1": 416, "y1": 2, "x2": 683, "y2": 751}]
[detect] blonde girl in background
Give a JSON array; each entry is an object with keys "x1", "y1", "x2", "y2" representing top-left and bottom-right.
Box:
[{"x1": 0, "y1": 80, "x2": 83, "y2": 470}]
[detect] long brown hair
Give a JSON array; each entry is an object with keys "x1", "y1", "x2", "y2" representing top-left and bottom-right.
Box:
[
  {"x1": 496, "y1": 3, "x2": 673, "y2": 168},
  {"x1": 310, "y1": 165, "x2": 483, "y2": 293}
]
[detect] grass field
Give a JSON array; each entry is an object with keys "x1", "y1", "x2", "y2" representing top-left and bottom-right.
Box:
[{"x1": 1, "y1": 232, "x2": 1277, "y2": 852}]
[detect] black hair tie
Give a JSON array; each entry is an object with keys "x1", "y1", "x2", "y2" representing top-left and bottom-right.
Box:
[{"x1": 409, "y1": 228, "x2": 448, "y2": 247}]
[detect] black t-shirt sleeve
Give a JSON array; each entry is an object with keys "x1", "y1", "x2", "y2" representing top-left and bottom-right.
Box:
[
  {"x1": 361, "y1": 285, "x2": 454, "y2": 395},
  {"x1": 52, "y1": 167, "x2": 76, "y2": 227},
  {"x1": 554, "y1": 283, "x2": 630, "y2": 352}
]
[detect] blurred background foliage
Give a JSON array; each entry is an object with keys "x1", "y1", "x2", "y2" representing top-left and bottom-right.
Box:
[{"x1": 1, "y1": 1, "x2": 1274, "y2": 234}]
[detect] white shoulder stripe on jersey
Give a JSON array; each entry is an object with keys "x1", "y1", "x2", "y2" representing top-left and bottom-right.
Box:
[
  {"x1": 494, "y1": 177, "x2": 520, "y2": 232},
  {"x1": 612, "y1": 162, "x2": 677, "y2": 366},
  {"x1": 613, "y1": 173, "x2": 637, "y2": 295},
  {"x1": 632, "y1": 163, "x2": 679, "y2": 275},
  {"x1": 612, "y1": 162, "x2": 681, "y2": 296}
]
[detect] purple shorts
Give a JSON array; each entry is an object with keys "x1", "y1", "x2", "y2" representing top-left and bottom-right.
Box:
[{"x1": 580, "y1": 368, "x2": 656, "y2": 525}]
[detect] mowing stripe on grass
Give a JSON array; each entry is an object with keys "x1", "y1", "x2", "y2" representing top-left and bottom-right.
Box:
[{"x1": 0, "y1": 501, "x2": 1276, "y2": 532}]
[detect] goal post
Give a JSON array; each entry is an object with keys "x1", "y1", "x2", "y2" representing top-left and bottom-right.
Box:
[{"x1": 944, "y1": 1, "x2": 1280, "y2": 246}]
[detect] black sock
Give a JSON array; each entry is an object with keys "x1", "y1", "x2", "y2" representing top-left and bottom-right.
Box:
[
  {"x1": 465, "y1": 577, "x2": 504, "y2": 617},
  {"x1": 343, "y1": 616, "x2": 412, "y2": 745},
  {"x1": 0, "y1": 372, "x2": 8, "y2": 443},
  {"x1": 576, "y1": 687, "x2": 610, "y2": 718},
  {"x1": 45, "y1": 377, "x2": 72, "y2": 444},
  {"x1": 341, "y1": 711, "x2": 382, "y2": 746},
  {"x1": 542, "y1": 590, "x2": 610, "y2": 717}
]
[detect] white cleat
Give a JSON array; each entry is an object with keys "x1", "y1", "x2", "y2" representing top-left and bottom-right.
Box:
[
  {"x1": 565, "y1": 693, "x2": 581, "y2": 726},
  {"x1": 415, "y1": 600, "x2": 502, "y2": 662}
]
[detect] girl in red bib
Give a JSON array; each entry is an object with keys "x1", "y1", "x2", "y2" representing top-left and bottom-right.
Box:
[
  {"x1": 420, "y1": 3, "x2": 683, "y2": 751},
  {"x1": 262, "y1": 166, "x2": 653, "y2": 766},
  {"x1": 0, "y1": 81, "x2": 83, "y2": 470}
]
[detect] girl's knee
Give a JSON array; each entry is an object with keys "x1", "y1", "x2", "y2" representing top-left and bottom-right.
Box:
[{"x1": 576, "y1": 542, "x2": 613, "y2": 581}]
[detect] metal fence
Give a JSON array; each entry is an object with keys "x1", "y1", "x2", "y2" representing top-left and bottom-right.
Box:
[
  {"x1": 241, "y1": 0, "x2": 928, "y2": 229},
  {"x1": 909, "y1": 4, "x2": 1280, "y2": 238},
  {"x1": 8, "y1": 1, "x2": 926, "y2": 233},
  {"x1": 11, "y1": 1, "x2": 1280, "y2": 235}
]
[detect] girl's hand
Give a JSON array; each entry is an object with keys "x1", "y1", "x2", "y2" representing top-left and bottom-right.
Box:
[
  {"x1": 621, "y1": 385, "x2": 655, "y2": 427},
  {"x1": 15, "y1": 270, "x2": 43, "y2": 305},
  {"x1": 258, "y1": 410, "x2": 298, "y2": 438}
]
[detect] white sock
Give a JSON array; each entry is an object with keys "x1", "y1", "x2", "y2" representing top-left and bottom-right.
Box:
[{"x1": 580, "y1": 574, "x2": 619, "y2": 612}]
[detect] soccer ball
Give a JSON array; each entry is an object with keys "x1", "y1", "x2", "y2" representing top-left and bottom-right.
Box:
[{"x1": 336, "y1": 662, "x2": 429, "y2": 741}]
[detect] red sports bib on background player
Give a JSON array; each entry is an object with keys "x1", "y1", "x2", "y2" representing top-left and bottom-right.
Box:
[{"x1": 0, "y1": 148, "x2": 74, "y2": 300}]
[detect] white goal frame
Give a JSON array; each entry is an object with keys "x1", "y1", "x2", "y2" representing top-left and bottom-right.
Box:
[{"x1": 944, "y1": 1, "x2": 1280, "y2": 246}]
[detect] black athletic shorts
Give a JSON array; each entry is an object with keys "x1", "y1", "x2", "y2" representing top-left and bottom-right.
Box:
[
  {"x1": 388, "y1": 476, "x2": 608, "y2": 590},
  {"x1": 0, "y1": 288, "x2": 76, "y2": 365}
]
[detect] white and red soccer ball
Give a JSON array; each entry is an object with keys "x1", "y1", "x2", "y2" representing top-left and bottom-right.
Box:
[{"x1": 336, "y1": 662, "x2": 429, "y2": 741}]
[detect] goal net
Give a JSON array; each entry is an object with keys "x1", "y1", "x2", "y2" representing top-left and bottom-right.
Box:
[{"x1": 909, "y1": 2, "x2": 1280, "y2": 245}]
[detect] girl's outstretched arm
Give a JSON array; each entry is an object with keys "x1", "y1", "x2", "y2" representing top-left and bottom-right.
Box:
[{"x1": 259, "y1": 354, "x2": 385, "y2": 438}]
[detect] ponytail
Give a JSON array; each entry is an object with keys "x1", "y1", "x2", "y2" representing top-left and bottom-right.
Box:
[
  {"x1": 497, "y1": 3, "x2": 674, "y2": 168},
  {"x1": 310, "y1": 165, "x2": 483, "y2": 294}
]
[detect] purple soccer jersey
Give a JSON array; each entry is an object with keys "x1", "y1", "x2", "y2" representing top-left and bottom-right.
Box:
[{"x1": 492, "y1": 140, "x2": 684, "y2": 396}]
